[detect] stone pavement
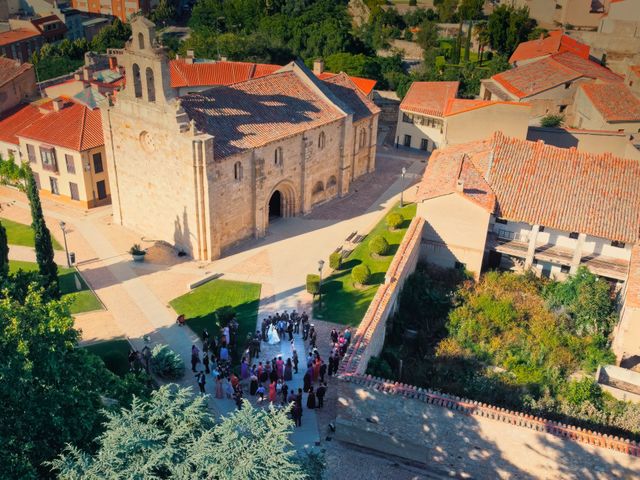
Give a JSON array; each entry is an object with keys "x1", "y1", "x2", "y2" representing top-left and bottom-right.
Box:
[{"x1": 8, "y1": 244, "x2": 68, "y2": 265}]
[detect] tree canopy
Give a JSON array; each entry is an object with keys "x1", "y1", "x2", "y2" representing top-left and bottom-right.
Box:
[
  {"x1": 486, "y1": 4, "x2": 536, "y2": 56},
  {"x1": 51, "y1": 385, "x2": 309, "y2": 480}
]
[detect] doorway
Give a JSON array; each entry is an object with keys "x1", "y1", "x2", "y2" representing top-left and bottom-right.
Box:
[{"x1": 268, "y1": 190, "x2": 282, "y2": 219}]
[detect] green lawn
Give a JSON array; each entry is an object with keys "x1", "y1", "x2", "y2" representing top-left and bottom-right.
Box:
[
  {"x1": 1, "y1": 217, "x2": 63, "y2": 250},
  {"x1": 84, "y1": 338, "x2": 132, "y2": 376},
  {"x1": 315, "y1": 202, "x2": 417, "y2": 327},
  {"x1": 9, "y1": 260, "x2": 103, "y2": 314},
  {"x1": 170, "y1": 279, "x2": 262, "y2": 347}
]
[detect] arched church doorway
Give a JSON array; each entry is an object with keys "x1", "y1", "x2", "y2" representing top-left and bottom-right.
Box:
[{"x1": 268, "y1": 190, "x2": 282, "y2": 219}]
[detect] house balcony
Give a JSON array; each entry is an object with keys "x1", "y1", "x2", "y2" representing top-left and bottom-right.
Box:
[{"x1": 487, "y1": 233, "x2": 629, "y2": 281}]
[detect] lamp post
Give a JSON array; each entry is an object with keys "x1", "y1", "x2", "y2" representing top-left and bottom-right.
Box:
[
  {"x1": 59, "y1": 221, "x2": 70, "y2": 267},
  {"x1": 318, "y1": 259, "x2": 325, "y2": 309},
  {"x1": 400, "y1": 166, "x2": 407, "y2": 207}
]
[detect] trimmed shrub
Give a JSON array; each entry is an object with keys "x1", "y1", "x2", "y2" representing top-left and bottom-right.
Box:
[
  {"x1": 306, "y1": 274, "x2": 320, "y2": 295},
  {"x1": 369, "y1": 235, "x2": 389, "y2": 256},
  {"x1": 540, "y1": 114, "x2": 564, "y2": 128},
  {"x1": 150, "y1": 344, "x2": 184, "y2": 379},
  {"x1": 329, "y1": 252, "x2": 342, "y2": 270},
  {"x1": 386, "y1": 212, "x2": 403, "y2": 230},
  {"x1": 352, "y1": 264, "x2": 371, "y2": 286}
]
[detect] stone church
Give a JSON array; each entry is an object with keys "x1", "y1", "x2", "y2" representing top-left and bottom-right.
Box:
[{"x1": 101, "y1": 17, "x2": 380, "y2": 260}]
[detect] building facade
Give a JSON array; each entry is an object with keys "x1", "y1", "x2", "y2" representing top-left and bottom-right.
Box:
[
  {"x1": 416, "y1": 132, "x2": 640, "y2": 284},
  {"x1": 101, "y1": 17, "x2": 380, "y2": 260},
  {"x1": 0, "y1": 28, "x2": 44, "y2": 62},
  {"x1": 0, "y1": 57, "x2": 37, "y2": 116}
]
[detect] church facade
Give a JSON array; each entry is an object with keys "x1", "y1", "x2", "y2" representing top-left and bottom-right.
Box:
[{"x1": 101, "y1": 17, "x2": 380, "y2": 260}]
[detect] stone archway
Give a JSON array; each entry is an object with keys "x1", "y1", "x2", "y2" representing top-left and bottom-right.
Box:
[{"x1": 265, "y1": 181, "x2": 297, "y2": 230}]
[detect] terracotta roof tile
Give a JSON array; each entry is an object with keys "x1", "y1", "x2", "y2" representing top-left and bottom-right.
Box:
[
  {"x1": 630, "y1": 65, "x2": 640, "y2": 76},
  {"x1": 322, "y1": 72, "x2": 380, "y2": 122},
  {"x1": 17, "y1": 98, "x2": 104, "y2": 151},
  {"x1": 418, "y1": 132, "x2": 640, "y2": 243},
  {"x1": 509, "y1": 30, "x2": 590, "y2": 64},
  {"x1": 551, "y1": 51, "x2": 623, "y2": 83},
  {"x1": 580, "y1": 82, "x2": 640, "y2": 122},
  {"x1": 317, "y1": 72, "x2": 377, "y2": 95},
  {"x1": 180, "y1": 71, "x2": 346, "y2": 159},
  {"x1": 0, "y1": 58, "x2": 33, "y2": 88},
  {"x1": 0, "y1": 28, "x2": 41, "y2": 46},
  {"x1": 0, "y1": 102, "x2": 45, "y2": 145},
  {"x1": 400, "y1": 81, "x2": 459, "y2": 116}
]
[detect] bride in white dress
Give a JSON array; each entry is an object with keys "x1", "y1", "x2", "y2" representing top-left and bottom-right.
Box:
[{"x1": 267, "y1": 323, "x2": 280, "y2": 345}]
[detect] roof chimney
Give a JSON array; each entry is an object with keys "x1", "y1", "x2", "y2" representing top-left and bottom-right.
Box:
[
  {"x1": 185, "y1": 50, "x2": 195, "y2": 64},
  {"x1": 52, "y1": 98, "x2": 65, "y2": 112},
  {"x1": 539, "y1": 32, "x2": 545, "y2": 41},
  {"x1": 456, "y1": 178, "x2": 464, "y2": 192},
  {"x1": 313, "y1": 58, "x2": 324, "y2": 75}
]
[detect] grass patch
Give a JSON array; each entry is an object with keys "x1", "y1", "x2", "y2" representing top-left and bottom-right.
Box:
[
  {"x1": 170, "y1": 279, "x2": 261, "y2": 348},
  {"x1": 0, "y1": 217, "x2": 63, "y2": 250},
  {"x1": 315, "y1": 202, "x2": 417, "y2": 327},
  {"x1": 9, "y1": 260, "x2": 102, "y2": 314},
  {"x1": 84, "y1": 338, "x2": 132, "y2": 376}
]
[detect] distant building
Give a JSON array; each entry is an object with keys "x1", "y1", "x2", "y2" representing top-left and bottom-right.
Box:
[
  {"x1": 598, "y1": 0, "x2": 640, "y2": 36},
  {"x1": 416, "y1": 131, "x2": 640, "y2": 283},
  {"x1": 571, "y1": 82, "x2": 640, "y2": 135},
  {"x1": 480, "y1": 51, "x2": 623, "y2": 119},
  {"x1": 70, "y1": 0, "x2": 155, "y2": 22},
  {"x1": 0, "y1": 57, "x2": 37, "y2": 115},
  {"x1": 527, "y1": 126, "x2": 640, "y2": 159},
  {"x1": 511, "y1": 0, "x2": 609, "y2": 30},
  {"x1": 9, "y1": 14, "x2": 68, "y2": 42},
  {"x1": 509, "y1": 30, "x2": 590, "y2": 67},
  {"x1": 395, "y1": 81, "x2": 530, "y2": 152},
  {"x1": 0, "y1": 28, "x2": 44, "y2": 62},
  {"x1": 0, "y1": 96, "x2": 111, "y2": 207},
  {"x1": 626, "y1": 64, "x2": 640, "y2": 96}
]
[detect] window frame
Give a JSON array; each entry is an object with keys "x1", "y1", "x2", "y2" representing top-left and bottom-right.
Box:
[
  {"x1": 40, "y1": 146, "x2": 57, "y2": 172},
  {"x1": 65, "y1": 154, "x2": 76, "y2": 174},
  {"x1": 93, "y1": 152, "x2": 103, "y2": 173}
]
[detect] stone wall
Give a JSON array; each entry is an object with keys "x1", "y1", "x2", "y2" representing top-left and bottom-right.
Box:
[
  {"x1": 339, "y1": 216, "x2": 424, "y2": 376},
  {"x1": 335, "y1": 214, "x2": 640, "y2": 468}
]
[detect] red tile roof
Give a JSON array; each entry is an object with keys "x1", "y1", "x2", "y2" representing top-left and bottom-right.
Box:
[
  {"x1": 0, "y1": 102, "x2": 45, "y2": 145},
  {"x1": 180, "y1": 71, "x2": 346, "y2": 159},
  {"x1": 169, "y1": 59, "x2": 279, "y2": 88},
  {"x1": 580, "y1": 82, "x2": 640, "y2": 122},
  {"x1": 17, "y1": 98, "x2": 104, "y2": 151},
  {"x1": 0, "y1": 57, "x2": 33, "y2": 88},
  {"x1": 509, "y1": 30, "x2": 590, "y2": 64},
  {"x1": 418, "y1": 132, "x2": 640, "y2": 243},
  {"x1": 169, "y1": 59, "x2": 377, "y2": 96},
  {"x1": 442, "y1": 98, "x2": 529, "y2": 116},
  {"x1": 400, "y1": 81, "x2": 459, "y2": 116},
  {"x1": 493, "y1": 52, "x2": 622, "y2": 99},
  {"x1": 317, "y1": 72, "x2": 377, "y2": 96},
  {"x1": 0, "y1": 28, "x2": 41, "y2": 46},
  {"x1": 629, "y1": 65, "x2": 640, "y2": 77},
  {"x1": 322, "y1": 72, "x2": 380, "y2": 122}
]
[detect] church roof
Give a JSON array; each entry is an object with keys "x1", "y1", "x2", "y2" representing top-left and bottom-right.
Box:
[
  {"x1": 321, "y1": 73, "x2": 380, "y2": 122},
  {"x1": 180, "y1": 70, "x2": 347, "y2": 159}
]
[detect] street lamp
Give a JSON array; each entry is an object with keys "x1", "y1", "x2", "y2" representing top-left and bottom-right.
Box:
[
  {"x1": 318, "y1": 259, "x2": 325, "y2": 309},
  {"x1": 400, "y1": 166, "x2": 407, "y2": 207},
  {"x1": 59, "y1": 221, "x2": 70, "y2": 267}
]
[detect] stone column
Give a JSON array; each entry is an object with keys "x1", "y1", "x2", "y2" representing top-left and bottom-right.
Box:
[
  {"x1": 570, "y1": 233, "x2": 587, "y2": 274},
  {"x1": 524, "y1": 224, "x2": 540, "y2": 270}
]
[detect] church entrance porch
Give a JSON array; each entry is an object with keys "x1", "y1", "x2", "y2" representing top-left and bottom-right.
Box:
[{"x1": 269, "y1": 190, "x2": 282, "y2": 219}]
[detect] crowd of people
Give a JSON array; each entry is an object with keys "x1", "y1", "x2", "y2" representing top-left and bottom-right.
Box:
[{"x1": 189, "y1": 308, "x2": 354, "y2": 425}]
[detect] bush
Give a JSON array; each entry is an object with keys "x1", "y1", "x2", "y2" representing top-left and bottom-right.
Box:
[
  {"x1": 306, "y1": 274, "x2": 320, "y2": 295},
  {"x1": 150, "y1": 344, "x2": 184, "y2": 379},
  {"x1": 215, "y1": 306, "x2": 236, "y2": 325},
  {"x1": 409, "y1": 0, "x2": 417, "y2": 5},
  {"x1": 540, "y1": 114, "x2": 564, "y2": 128},
  {"x1": 329, "y1": 252, "x2": 342, "y2": 270},
  {"x1": 369, "y1": 235, "x2": 389, "y2": 256},
  {"x1": 352, "y1": 264, "x2": 371, "y2": 286},
  {"x1": 386, "y1": 212, "x2": 403, "y2": 230}
]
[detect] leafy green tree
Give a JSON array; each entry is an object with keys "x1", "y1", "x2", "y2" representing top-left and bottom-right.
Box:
[
  {"x1": 0, "y1": 221, "x2": 8, "y2": 279},
  {"x1": 416, "y1": 19, "x2": 440, "y2": 67},
  {"x1": 51, "y1": 385, "x2": 308, "y2": 479},
  {"x1": 25, "y1": 166, "x2": 58, "y2": 297},
  {"x1": 540, "y1": 114, "x2": 564, "y2": 127},
  {"x1": 486, "y1": 4, "x2": 535, "y2": 56},
  {"x1": 435, "y1": 0, "x2": 459, "y2": 23},
  {"x1": 0, "y1": 287, "x2": 146, "y2": 479},
  {"x1": 90, "y1": 18, "x2": 132, "y2": 53},
  {"x1": 150, "y1": 0, "x2": 177, "y2": 26}
]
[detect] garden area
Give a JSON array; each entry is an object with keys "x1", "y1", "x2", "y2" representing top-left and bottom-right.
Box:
[
  {"x1": 170, "y1": 278, "x2": 261, "y2": 347},
  {"x1": 313, "y1": 202, "x2": 416, "y2": 326},
  {"x1": 368, "y1": 265, "x2": 640, "y2": 439},
  {"x1": 10, "y1": 260, "x2": 102, "y2": 314},
  {"x1": 1, "y1": 217, "x2": 62, "y2": 250},
  {"x1": 84, "y1": 338, "x2": 132, "y2": 376}
]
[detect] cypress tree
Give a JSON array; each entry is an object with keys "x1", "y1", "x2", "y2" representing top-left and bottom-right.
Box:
[
  {"x1": 25, "y1": 166, "x2": 59, "y2": 296},
  {"x1": 0, "y1": 220, "x2": 8, "y2": 279}
]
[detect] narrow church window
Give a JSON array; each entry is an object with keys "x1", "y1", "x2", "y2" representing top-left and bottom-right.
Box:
[
  {"x1": 318, "y1": 131, "x2": 326, "y2": 150},
  {"x1": 132, "y1": 63, "x2": 142, "y2": 99},
  {"x1": 312, "y1": 181, "x2": 324, "y2": 194},
  {"x1": 138, "y1": 32, "x2": 145, "y2": 50},
  {"x1": 146, "y1": 67, "x2": 156, "y2": 102},
  {"x1": 275, "y1": 147, "x2": 283, "y2": 166},
  {"x1": 359, "y1": 129, "x2": 367, "y2": 149},
  {"x1": 234, "y1": 161, "x2": 243, "y2": 181},
  {"x1": 327, "y1": 176, "x2": 337, "y2": 188}
]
